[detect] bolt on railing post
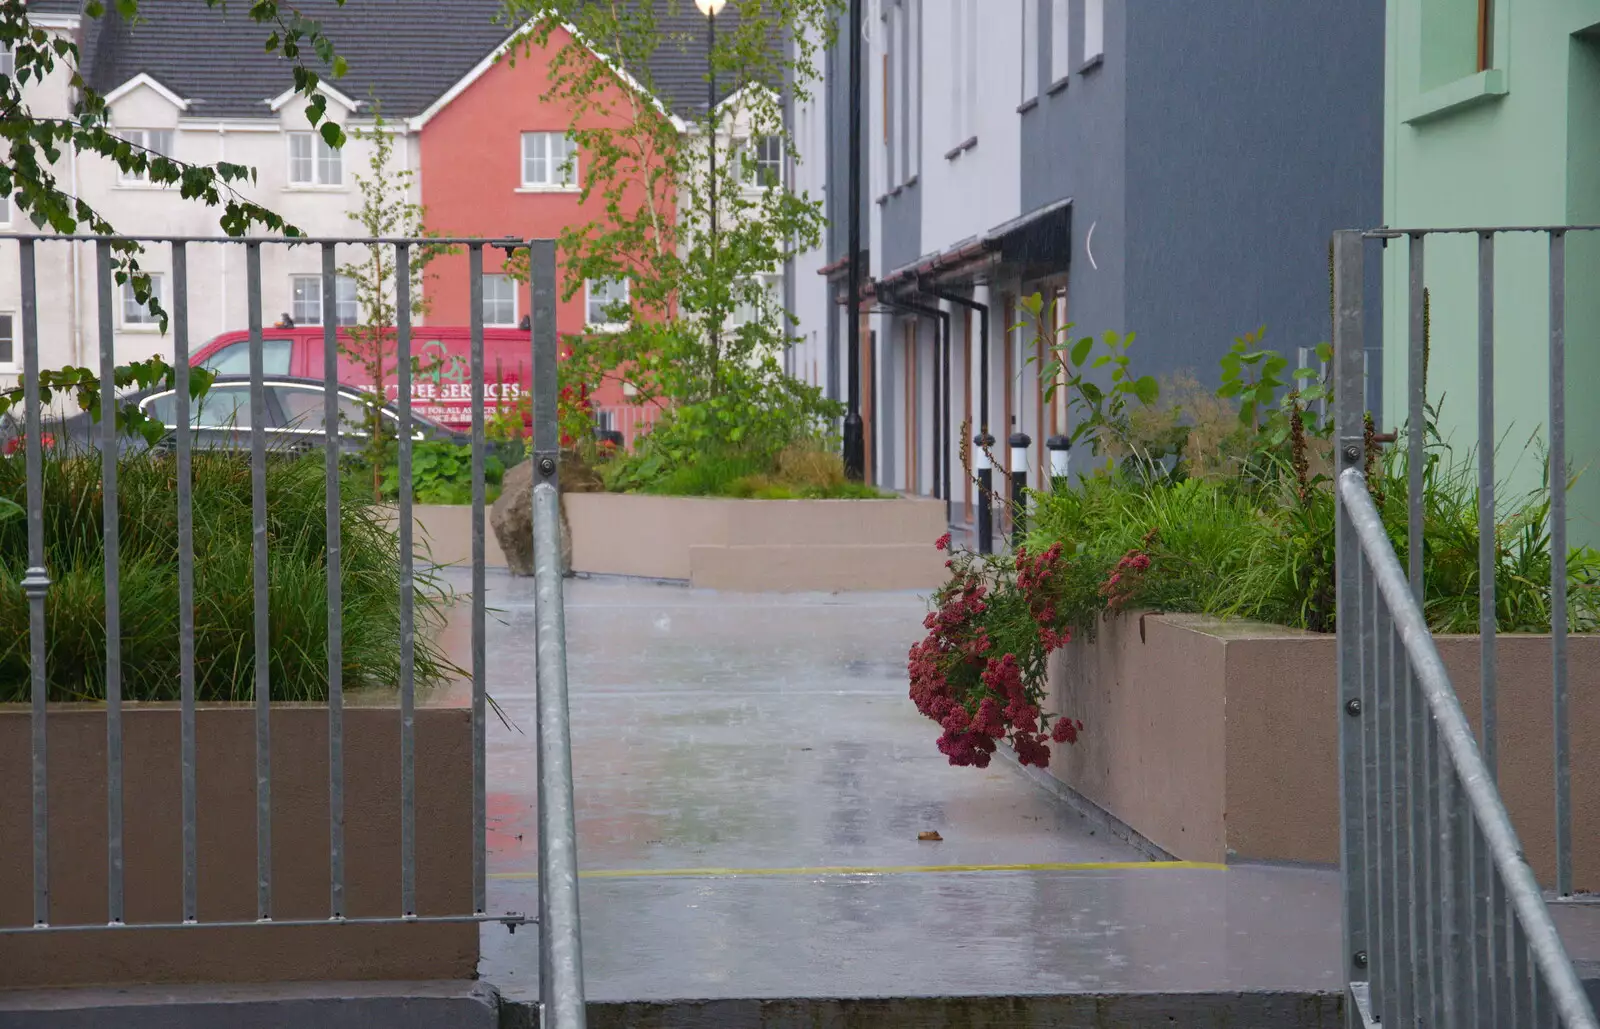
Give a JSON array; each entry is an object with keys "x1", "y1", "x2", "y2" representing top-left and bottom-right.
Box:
[{"x1": 1009, "y1": 431, "x2": 1031, "y2": 549}]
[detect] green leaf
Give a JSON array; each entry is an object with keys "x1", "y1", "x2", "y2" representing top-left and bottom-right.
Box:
[
  {"x1": 1069, "y1": 336, "x2": 1094, "y2": 368},
  {"x1": 1079, "y1": 381, "x2": 1104, "y2": 404},
  {"x1": 1133, "y1": 376, "x2": 1159, "y2": 405}
]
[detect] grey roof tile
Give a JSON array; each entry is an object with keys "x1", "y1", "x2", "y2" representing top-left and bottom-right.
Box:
[{"x1": 76, "y1": 0, "x2": 747, "y2": 121}]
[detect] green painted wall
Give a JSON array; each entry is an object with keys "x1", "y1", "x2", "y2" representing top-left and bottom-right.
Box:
[{"x1": 1384, "y1": 0, "x2": 1600, "y2": 543}]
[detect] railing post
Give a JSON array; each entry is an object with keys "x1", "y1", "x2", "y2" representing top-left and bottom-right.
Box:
[
  {"x1": 529, "y1": 238, "x2": 588, "y2": 1028},
  {"x1": 1009, "y1": 431, "x2": 1030, "y2": 549},
  {"x1": 974, "y1": 431, "x2": 995, "y2": 554},
  {"x1": 1332, "y1": 229, "x2": 1369, "y2": 1000}
]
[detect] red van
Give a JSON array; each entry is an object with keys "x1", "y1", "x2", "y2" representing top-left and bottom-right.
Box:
[{"x1": 190, "y1": 326, "x2": 535, "y2": 432}]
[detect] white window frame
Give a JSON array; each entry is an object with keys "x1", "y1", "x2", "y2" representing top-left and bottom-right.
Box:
[
  {"x1": 482, "y1": 274, "x2": 518, "y2": 327},
  {"x1": 0, "y1": 312, "x2": 15, "y2": 372},
  {"x1": 745, "y1": 135, "x2": 783, "y2": 189},
  {"x1": 290, "y1": 274, "x2": 358, "y2": 326},
  {"x1": 120, "y1": 273, "x2": 165, "y2": 330},
  {"x1": 1083, "y1": 0, "x2": 1104, "y2": 65},
  {"x1": 907, "y1": 0, "x2": 920, "y2": 177},
  {"x1": 117, "y1": 128, "x2": 176, "y2": 186},
  {"x1": 519, "y1": 131, "x2": 578, "y2": 191},
  {"x1": 1050, "y1": 0, "x2": 1071, "y2": 84},
  {"x1": 287, "y1": 131, "x2": 343, "y2": 187},
  {"x1": 585, "y1": 277, "x2": 630, "y2": 330}
]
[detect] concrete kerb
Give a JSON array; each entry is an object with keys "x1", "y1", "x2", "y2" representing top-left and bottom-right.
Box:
[
  {"x1": 498, "y1": 992, "x2": 1348, "y2": 1029},
  {"x1": 0, "y1": 981, "x2": 500, "y2": 1029}
]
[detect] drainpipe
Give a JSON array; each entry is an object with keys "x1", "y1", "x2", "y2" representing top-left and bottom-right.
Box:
[
  {"x1": 877, "y1": 292, "x2": 950, "y2": 524},
  {"x1": 68, "y1": 143, "x2": 82, "y2": 366},
  {"x1": 928, "y1": 281, "x2": 990, "y2": 553},
  {"x1": 218, "y1": 125, "x2": 228, "y2": 342}
]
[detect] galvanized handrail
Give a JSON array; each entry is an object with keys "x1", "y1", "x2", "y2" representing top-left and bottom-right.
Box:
[
  {"x1": 3, "y1": 234, "x2": 587, "y2": 1027},
  {"x1": 1338, "y1": 467, "x2": 1598, "y2": 1028}
]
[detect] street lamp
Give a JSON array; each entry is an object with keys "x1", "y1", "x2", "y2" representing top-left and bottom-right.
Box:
[
  {"x1": 697, "y1": 0, "x2": 727, "y2": 356},
  {"x1": 842, "y1": 0, "x2": 864, "y2": 480}
]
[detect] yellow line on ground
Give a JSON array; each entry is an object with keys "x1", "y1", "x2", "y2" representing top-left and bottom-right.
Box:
[{"x1": 488, "y1": 860, "x2": 1226, "y2": 882}]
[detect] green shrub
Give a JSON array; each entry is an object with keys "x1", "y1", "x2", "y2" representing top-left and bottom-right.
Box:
[
  {"x1": 377, "y1": 440, "x2": 508, "y2": 506},
  {"x1": 0, "y1": 449, "x2": 460, "y2": 703}
]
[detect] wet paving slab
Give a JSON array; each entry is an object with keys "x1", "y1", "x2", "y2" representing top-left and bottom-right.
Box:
[{"x1": 443, "y1": 570, "x2": 1600, "y2": 1006}]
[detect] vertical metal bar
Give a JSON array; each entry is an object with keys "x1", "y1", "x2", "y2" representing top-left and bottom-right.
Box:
[
  {"x1": 530, "y1": 238, "x2": 588, "y2": 1027},
  {"x1": 1510, "y1": 911, "x2": 1532, "y2": 1029},
  {"x1": 1477, "y1": 231, "x2": 1497, "y2": 782},
  {"x1": 1486, "y1": 852, "x2": 1504, "y2": 1029},
  {"x1": 1332, "y1": 229, "x2": 1367, "y2": 989},
  {"x1": 1388, "y1": 616, "x2": 1414, "y2": 1029},
  {"x1": 1425, "y1": 710, "x2": 1445, "y2": 1029},
  {"x1": 19, "y1": 240, "x2": 51, "y2": 928},
  {"x1": 246, "y1": 242, "x2": 272, "y2": 921},
  {"x1": 396, "y1": 244, "x2": 417, "y2": 919},
  {"x1": 172, "y1": 243, "x2": 198, "y2": 924},
  {"x1": 1408, "y1": 232, "x2": 1425, "y2": 603},
  {"x1": 1440, "y1": 755, "x2": 1463, "y2": 1029},
  {"x1": 1550, "y1": 230, "x2": 1571, "y2": 898},
  {"x1": 1366, "y1": 566, "x2": 1384, "y2": 1018},
  {"x1": 469, "y1": 245, "x2": 488, "y2": 916},
  {"x1": 96, "y1": 242, "x2": 125, "y2": 926},
  {"x1": 1472, "y1": 831, "x2": 1495, "y2": 1029},
  {"x1": 321, "y1": 243, "x2": 345, "y2": 919},
  {"x1": 1402, "y1": 656, "x2": 1423, "y2": 1029}
]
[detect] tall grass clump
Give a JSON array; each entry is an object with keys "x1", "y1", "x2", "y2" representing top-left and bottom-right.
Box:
[{"x1": 0, "y1": 448, "x2": 459, "y2": 702}]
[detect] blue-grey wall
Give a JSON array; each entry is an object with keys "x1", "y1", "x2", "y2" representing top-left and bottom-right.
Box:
[
  {"x1": 1018, "y1": 0, "x2": 1382, "y2": 405},
  {"x1": 878, "y1": 181, "x2": 922, "y2": 274},
  {"x1": 1123, "y1": 0, "x2": 1384, "y2": 394},
  {"x1": 825, "y1": 3, "x2": 870, "y2": 266},
  {"x1": 1020, "y1": 0, "x2": 1130, "y2": 355}
]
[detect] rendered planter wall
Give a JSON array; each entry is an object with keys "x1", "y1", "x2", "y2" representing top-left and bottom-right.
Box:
[
  {"x1": 0, "y1": 705, "x2": 475, "y2": 990},
  {"x1": 563, "y1": 493, "x2": 949, "y2": 591},
  {"x1": 1045, "y1": 614, "x2": 1600, "y2": 890}
]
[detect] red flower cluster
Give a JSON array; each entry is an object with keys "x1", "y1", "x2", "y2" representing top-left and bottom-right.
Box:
[
  {"x1": 908, "y1": 538, "x2": 1083, "y2": 771},
  {"x1": 3, "y1": 433, "x2": 55, "y2": 457},
  {"x1": 1099, "y1": 548, "x2": 1152, "y2": 611}
]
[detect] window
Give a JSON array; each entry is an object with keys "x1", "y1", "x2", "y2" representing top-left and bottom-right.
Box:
[
  {"x1": 198, "y1": 338, "x2": 294, "y2": 376},
  {"x1": 1083, "y1": 0, "x2": 1104, "y2": 64},
  {"x1": 585, "y1": 278, "x2": 630, "y2": 328},
  {"x1": 143, "y1": 385, "x2": 256, "y2": 430},
  {"x1": 0, "y1": 46, "x2": 14, "y2": 81},
  {"x1": 521, "y1": 132, "x2": 578, "y2": 189},
  {"x1": 1021, "y1": 0, "x2": 1039, "y2": 100},
  {"x1": 0, "y1": 193, "x2": 11, "y2": 228},
  {"x1": 948, "y1": 0, "x2": 977, "y2": 146},
  {"x1": 117, "y1": 129, "x2": 175, "y2": 184},
  {"x1": 120, "y1": 273, "x2": 164, "y2": 327},
  {"x1": 0, "y1": 313, "x2": 13, "y2": 370},
  {"x1": 746, "y1": 135, "x2": 782, "y2": 188},
  {"x1": 290, "y1": 274, "x2": 357, "y2": 326},
  {"x1": 906, "y1": 0, "x2": 919, "y2": 177},
  {"x1": 1050, "y1": 0, "x2": 1071, "y2": 83},
  {"x1": 483, "y1": 274, "x2": 517, "y2": 326},
  {"x1": 288, "y1": 132, "x2": 342, "y2": 186}
]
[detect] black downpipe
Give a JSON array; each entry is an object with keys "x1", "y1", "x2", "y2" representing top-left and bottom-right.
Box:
[
  {"x1": 841, "y1": 0, "x2": 865, "y2": 480},
  {"x1": 928, "y1": 285, "x2": 991, "y2": 553},
  {"x1": 877, "y1": 295, "x2": 950, "y2": 523}
]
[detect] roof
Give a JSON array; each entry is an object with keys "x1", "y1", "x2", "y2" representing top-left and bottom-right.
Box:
[{"x1": 77, "y1": 0, "x2": 749, "y2": 122}]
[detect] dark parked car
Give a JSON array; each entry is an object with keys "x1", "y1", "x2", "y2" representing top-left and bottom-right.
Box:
[{"x1": 4, "y1": 376, "x2": 467, "y2": 456}]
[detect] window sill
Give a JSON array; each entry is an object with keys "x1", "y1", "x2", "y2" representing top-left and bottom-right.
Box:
[
  {"x1": 875, "y1": 192, "x2": 890, "y2": 206},
  {"x1": 585, "y1": 323, "x2": 629, "y2": 332},
  {"x1": 1046, "y1": 75, "x2": 1071, "y2": 96},
  {"x1": 115, "y1": 181, "x2": 171, "y2": 190},
  {"x1": 283, "y1": 184, "x2": 348, "y2": 193},
  {"x1": 1016, "y1": 96, "x2": 1039, "y2": 114},
  {"x1": 1402, "y1": 68, "x2": 1508, "y2": 125},
  {"x1": 120, "y1": 323, "x2": 163, "y2": 333},
  {"x1": 943, "y1": 136, "x2": 978, "y2": 161},
  {"x1": 1078, "y1": 53, "x2": 1104, "y2": 75},
  {"x1": 515, "y1": 184, "x2": 580, "y2": 194}
]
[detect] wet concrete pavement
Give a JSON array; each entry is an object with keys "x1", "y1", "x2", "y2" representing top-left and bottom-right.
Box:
[{"x1": 451, "y1": 571, "x2": 1366, "y2": 1005}]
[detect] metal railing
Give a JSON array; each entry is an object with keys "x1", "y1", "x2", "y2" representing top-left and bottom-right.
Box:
[
  {"x1": 1332, "y1": 227, "x2": 1598, "y2": 1028},
  {"x1": 1, "y1": 234, "x2": 586, "y2": 1027}
]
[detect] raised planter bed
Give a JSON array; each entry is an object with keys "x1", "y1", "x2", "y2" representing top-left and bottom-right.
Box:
[
  {"x1": 1044, "y1": 613, "x2": 1600, "y2": 890},
  {"x1": 0, "y1": 704, "x2": 475, "y2": 990},
  {"x1": 563, "y1": 493, "x2": 949, "y2": 591}
]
